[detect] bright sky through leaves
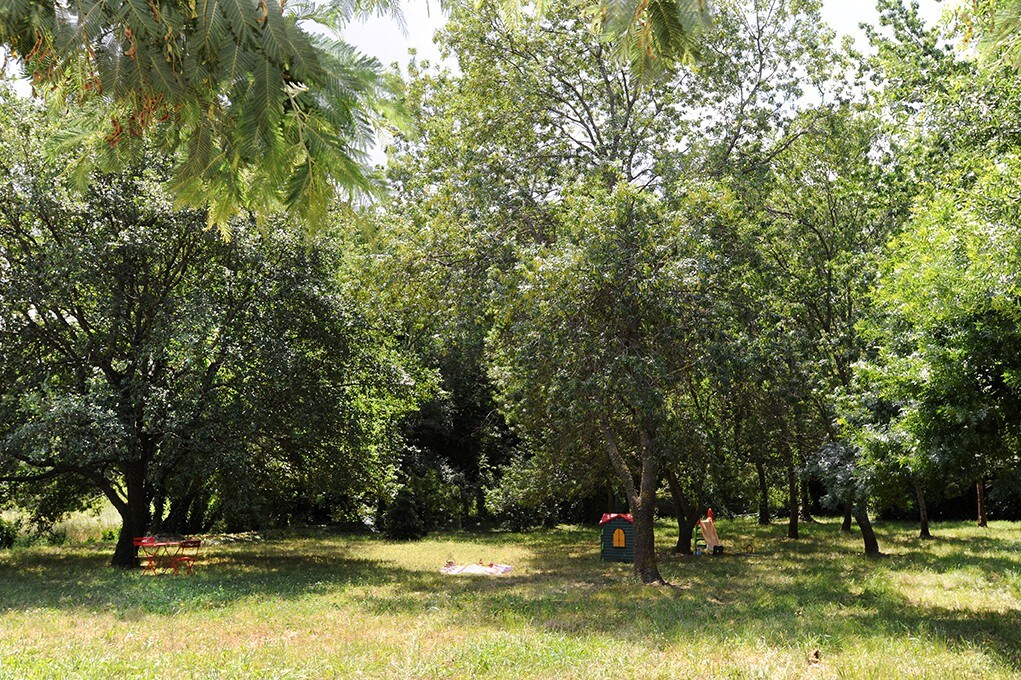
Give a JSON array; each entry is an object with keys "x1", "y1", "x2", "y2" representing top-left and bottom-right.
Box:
[
  {"x1": 343, "y1": 0, "x2": 950, "y2": 164},
  {"x1": 344, "y1": 1, "x2": 949, "y2": 66}
]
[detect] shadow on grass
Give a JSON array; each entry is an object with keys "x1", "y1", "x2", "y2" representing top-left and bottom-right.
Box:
[
  {"x1": 0, "y1": 521, "x2": 1019, "y2": 670},
  {"x1": 0, "y1": 542, "x2": 413, "y2": 618}
]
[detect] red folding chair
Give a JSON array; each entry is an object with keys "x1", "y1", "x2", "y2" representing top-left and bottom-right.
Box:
[
  {"x1": 171, "y1": 539, "x2": 202, "y2": 575},
  {"x1": 133, "y1": 536, "x2": 158, "y2": 575}
]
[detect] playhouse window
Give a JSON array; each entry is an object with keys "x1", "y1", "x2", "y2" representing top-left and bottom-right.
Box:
[{"x1": 613, "y1": 528, "x2": 626, "y2": 548}]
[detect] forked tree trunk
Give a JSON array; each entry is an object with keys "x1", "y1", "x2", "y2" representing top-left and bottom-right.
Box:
[
  {"x1": 756, "y1": 461, "x2": 770, "y2": 525},
  {"x1": 603, "y1": 423, "x2": 664, "y2": 585},
  {"x1": 977, "y1": 480, "x2": 988, "y2": 527},
  {"x1": 912, "y1": 477, "x2": 932, "y2": 540},
  {"x1": 854, "y1": 507, "x2": 881, "y2": 556},
  {"x1": 666, "y1": 468, "x2": 700, "y2": 554}
]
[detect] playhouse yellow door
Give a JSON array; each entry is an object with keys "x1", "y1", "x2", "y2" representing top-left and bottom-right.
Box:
[{"x1": 613, "y1": 528, "x2": 626, "y2": 548}]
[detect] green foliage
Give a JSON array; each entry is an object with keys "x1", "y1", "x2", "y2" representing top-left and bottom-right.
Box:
[
  {"x1": 0, "y1": 0, "x2": 402, "y2": 230},
  {"x1": 0, "y1": 517, "x2": 17, "y2": 549},
  {"x1": 475, "y1": 0, "x2": 710, "y2": 73},
  {"x1": 485, "y1": 454, "x2": 570, "y2": 531},
  {"x1": 842, "y1": 3, "x2": 1021, "y2": 519},
  {"x1": 850, "y1": 157, "x2": 1021, "y2": 502},
  {"x1": 380, "y1": 487, "x2": 427, "y2": 540},
  {"x1": 0, "y1": 90, "x2": 426, "y2": 562}
]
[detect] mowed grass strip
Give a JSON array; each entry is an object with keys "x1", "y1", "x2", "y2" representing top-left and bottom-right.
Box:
[{"x1": 0, "y1": 519, "x2": 1019, "y2": 679}]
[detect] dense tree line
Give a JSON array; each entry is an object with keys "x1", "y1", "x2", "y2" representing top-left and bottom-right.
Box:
[
  {"x1": 354, "y1": 0, "x2": 1021, "y2": 580},
  {"x1": 4, "y1": 0, "x2": 1021, "y2": 578}
]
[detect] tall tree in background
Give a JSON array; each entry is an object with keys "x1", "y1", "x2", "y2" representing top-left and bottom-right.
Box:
[{"x1": 489, "y1": 183, "x2": 715, "y2": 584}]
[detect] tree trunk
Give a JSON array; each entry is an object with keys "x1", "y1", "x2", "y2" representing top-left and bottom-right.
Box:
[
  {"x1": 854, "y1": 507, "x2": 881, "y2": 556},
  {"x1": 977, "y1": 479, "x2": 988, "y2": 527},
  {"x1": 602, "y1": 423, "x2": 664, "y2": 585},
  {"x1": 756, "y1": 461, "x2": 770, "y2": 525},
  {"x1": 475, "y1": 486, "x2": 489, "y2": 522},
  {"x1": 631, "y1": 493, "x2": 663, "y2": 583},
  {"x1": 786, "y1": 457, "x2": 799, "y2": 539},
  {"x1": 111, "y1": 464, "x2": 152, "y2": 568},
  {"x1": 841, "y1": 500, "x2": 853, "y2": 533},
  {"x1": 800, "y1": 479, "x2": 815, "y2": 523},
  {"x1": 912, "y1": 477, "x2": 932, "y2": 540},
  {"x1": 633, "y1": 429, "x2": 664, "y2": 584},
  {"x1": 666, "y1": 468, "x2": 700, "y2": 555}
]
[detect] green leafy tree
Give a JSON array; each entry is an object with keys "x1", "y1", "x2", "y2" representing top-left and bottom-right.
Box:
[
  {"x1": 489, "y1": 182, "x2": 713, "y2": 584},
  {"x1": 852, "y1": 158, "x2": 1021, "y2": 531},
  {"x1": 0, "y1": 92, "x2": 423, "y2": 566}
]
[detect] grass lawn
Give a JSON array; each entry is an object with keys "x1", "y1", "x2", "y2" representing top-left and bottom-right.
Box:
[{"x1": 1, "y1": 518, "x2": 1019, "y2": 679}]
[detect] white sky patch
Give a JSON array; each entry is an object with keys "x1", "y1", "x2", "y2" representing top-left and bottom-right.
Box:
[{"x1": 344, "y1": 1, "x2": 953, "y2": 66}]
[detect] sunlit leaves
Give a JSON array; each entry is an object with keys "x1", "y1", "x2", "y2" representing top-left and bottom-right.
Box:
[{"x1": 0, "y1": 0, "x2": 401, "y2": 229}]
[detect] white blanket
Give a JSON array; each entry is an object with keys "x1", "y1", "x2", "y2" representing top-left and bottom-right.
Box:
[{"x1": 440, "y1": 562, "x2": 512, "y2": 575}]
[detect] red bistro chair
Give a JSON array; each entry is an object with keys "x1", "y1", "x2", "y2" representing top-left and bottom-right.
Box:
[
  {"x1": 133, "y1": 536, "x2": 158, "y2": 575},
  {"x1": 171, "y1": 539, "x2": 202, "y2": 575}
]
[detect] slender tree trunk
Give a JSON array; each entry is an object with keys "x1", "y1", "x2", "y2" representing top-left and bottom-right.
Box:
[
  {"x1": 977, "y1": 479, "x2": 988, "y2": 527},
  {"x1": 786, "y1": 456, "x2": 799, "y2": 539},
  {"x1": 912, "y1": 477, "x2": 932, "y2": 540},
  {"x1": 841, "y1": 500, "x2": 853, "y2": 533},
  {"x1": 854, "y1": 507, "x2": 881, "y2": 556},
  {"x1": 666, "y1": 468, "x2": 700, "y2": 555},
  {"x1": 756, "y1": 461, "x2": 770, "y2": 525},
  {"x1": 800, "y1": 478, "x2": 815, "y2": 523},
  {"x1": 476, "y1": 486, "x2": 489, "y2": 522}
]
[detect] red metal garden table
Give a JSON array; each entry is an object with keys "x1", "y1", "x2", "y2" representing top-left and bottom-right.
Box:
[{"x1": 133, "y1": 537, "x2": 183, "y2": 576}]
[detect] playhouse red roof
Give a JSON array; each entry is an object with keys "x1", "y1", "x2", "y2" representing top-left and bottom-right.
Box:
[{"x1": 599, "y1": 513, "x2": 633, "y2": 525}]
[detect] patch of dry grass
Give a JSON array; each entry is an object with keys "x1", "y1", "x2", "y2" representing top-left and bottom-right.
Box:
[{"x1": 0, "y1": 519, "x2": 1019, "y2": 678}]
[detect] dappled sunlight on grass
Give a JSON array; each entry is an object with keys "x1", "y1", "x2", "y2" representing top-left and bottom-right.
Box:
[{"x1": 0, "y1": 519, "x2": 1019, "y2": 677}]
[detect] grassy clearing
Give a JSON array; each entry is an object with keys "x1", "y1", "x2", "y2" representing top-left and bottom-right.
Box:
[{"x1": 1, "y1": 518, "x2": 1019, "y2": 679}]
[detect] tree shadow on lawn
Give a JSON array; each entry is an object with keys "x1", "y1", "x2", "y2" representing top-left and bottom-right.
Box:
[
  {"x1": 1, "y1": 526, "x2": 1019, "y2": 670},
  {"x1": 0, "y1": 542, "x2": 424, "y2": 618},
  {"x1": 354, "y1": 526, "x2": 1021, "y2": 671}
]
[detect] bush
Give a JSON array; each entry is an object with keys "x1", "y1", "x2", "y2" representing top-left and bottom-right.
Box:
[
  {"x1": 381, "y1": 488, "x2": 427, "y2": 541},
  {"x1": 486, "y1": 454, "x2": 568, "y2": 531},
  {"x1": 45, "y1": 528, "x2": 68, "y2": 546},
  {"x1": 0, "y1": 518, "x2": 18, "y2": 550}
]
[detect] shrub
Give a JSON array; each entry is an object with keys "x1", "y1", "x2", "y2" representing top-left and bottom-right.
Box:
[
  {"x1": 381, "y1": 488, "x2": 427, "y2": 540},
  {"x1": 45, "y1": 528, "x2": 68, "y2": 546},
  {"x1": 0, "y1": 518, "x2": 18, "y2": 550}
]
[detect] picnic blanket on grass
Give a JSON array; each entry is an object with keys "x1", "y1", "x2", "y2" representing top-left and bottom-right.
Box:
[{"x1": 440, "y1": 562, "x2": 512, "y2": 576}]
